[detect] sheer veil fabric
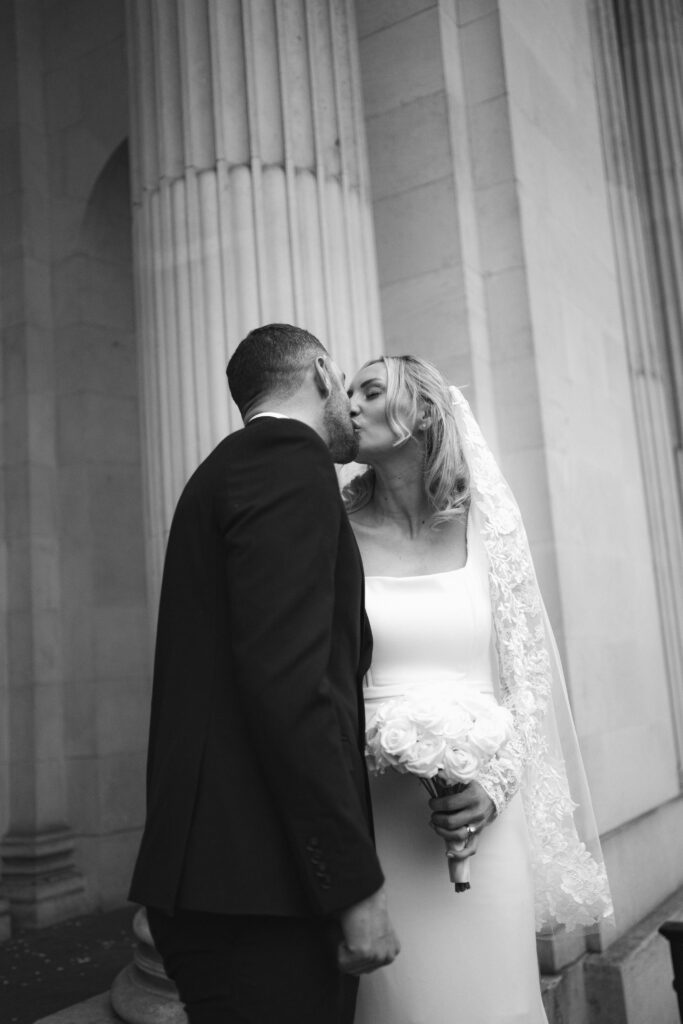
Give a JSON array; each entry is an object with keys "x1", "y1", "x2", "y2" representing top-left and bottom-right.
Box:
[{"x1": 449, "y1": 386, "x2": 614, "y2": 932}]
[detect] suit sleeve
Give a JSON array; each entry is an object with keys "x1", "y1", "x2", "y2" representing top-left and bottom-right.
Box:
[{"x1": 221, "y1": 428, "x2": 384, "y2": 914}]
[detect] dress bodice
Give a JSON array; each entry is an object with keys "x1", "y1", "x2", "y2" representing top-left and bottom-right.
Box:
[{"x1": 364, "y1": 511, "x2": 497, "y2": 704}]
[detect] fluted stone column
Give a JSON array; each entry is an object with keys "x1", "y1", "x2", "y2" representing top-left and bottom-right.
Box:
[
  {"x1": 592, "y1": 0, "x2": 683, "y2": 785},
  {"x1": 125, "y1": 0, "x2": 383, "y2": 602},
  {"x1": 612, "y1": 0, "x2": 683, "y2": 468},
  {"x1": 112, "y1": 5, "x2": 382, "y2": 1020}
]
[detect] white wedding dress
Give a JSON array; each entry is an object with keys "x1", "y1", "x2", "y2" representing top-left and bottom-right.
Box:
[{"x1": 355, "y1": 518, "x2": 548, "y2": 1024}]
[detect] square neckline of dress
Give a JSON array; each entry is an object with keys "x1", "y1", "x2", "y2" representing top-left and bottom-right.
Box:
[{"x1": 364, "y1": 508, "x2": 471, "y2": 581}]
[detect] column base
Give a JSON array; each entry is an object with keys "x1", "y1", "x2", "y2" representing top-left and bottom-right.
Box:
[
  {"x1": 109, "y1": 907, "x2": 186, "y2": 1024},
  {"x1": 1, "y1": 828, "x2": 88, "y2": 929}
]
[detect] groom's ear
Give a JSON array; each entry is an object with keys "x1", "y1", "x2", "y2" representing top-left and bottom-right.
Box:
[{"x1": 313, "y1": 355, "x2": 332, "y2": 397}]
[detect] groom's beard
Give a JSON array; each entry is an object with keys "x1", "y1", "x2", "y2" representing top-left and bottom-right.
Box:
[{"x1": 324, "y1": 401, "x2": 359, "y2": 464}]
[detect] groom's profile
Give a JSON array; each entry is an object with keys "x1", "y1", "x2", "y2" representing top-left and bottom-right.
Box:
[{"x1": 129, "y1": 323, "x2": 398, "y2": 1024}]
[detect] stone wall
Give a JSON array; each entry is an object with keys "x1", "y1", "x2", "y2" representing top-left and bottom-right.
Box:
[
  {"x1": 43, "y1": 0, "x2": 150, "y2": 910},
  {"x1": 0, "y1": 0, "x2": 150, "y2": 920}
]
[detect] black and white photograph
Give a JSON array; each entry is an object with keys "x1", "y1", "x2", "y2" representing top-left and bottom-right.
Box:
[{"x1": 1, "y1": 1, "x2": 682, "y2": 1023}]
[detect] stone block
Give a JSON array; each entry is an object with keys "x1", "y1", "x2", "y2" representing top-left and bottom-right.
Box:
[
  {"x1": 57, "y1": 393, "x2": 142, "y2": 466},
  {"x1": 64, "y1": 679, "x2": 97, "y2": 758},
  {"x1": 6, "y1": 682, "x2": 37, "y2": 762},
  {"x1": 366, "y1": 91, "x2": 452, "y2": 201},
  {"x1": 468, "y1": 94, "x2": 515, "y2": 189},
  {"x1": 43, "y1": 0, "x2": 124, "y2": 74},
  {"x1": 52, "y1": 255, "x2": 87, "y2": 325},
  {"x1": 32, "y1": 608, "x2": 64, "y2": 685},
  {"x1": 80, "y1": 39, "x2": 129, "y2": 153},
  {"x1": 35, "y1": 756, "x2": 69, "y2": 823},
  {"x1": 33, "y1": 681, "x2": 67, "y2": 761},
  {"x1": 0, "y1": 262, "x2": 28, "y2": 332},
  {"x1": 80, "y1": 258, "x2": 135, "y2": 331},
  {"x1": 3, "y1": 467, "x2": 31, "y2": 539},
  {"x1": 380, "y1": 266, "x2": 467, "y2": 358},
  {"x1": 0, "y1": 61, "x2": 18, "y2": 129},
  {"x1": 355, "y1": 0, "x2": 434, "y2": 40},
  {"x1": 67, "y1": 756, "x2": 101, "y2": 832},
  {"x1": 27, "y1": 392, "x2": 59, "y2": 465},
  {"x1": 6, "y1": 609, "x2": 32, "y2": 686},
  {"x1": 0, "y1": 193, "x2": 22, "y2": 255},
  {"x1": 585, "y1": 884, "x2": 683, "y2": 1024},
  {"x1": 491, "y1": 355, "x2": 544, "y2": 451},
  {"x1": 59, "y1": 464, "x2": 91, "y2": 548},
  {"x1": 60, "y1": 124, "x2": 110, "y2": 203},
  {"x1": 89, "y1": 467, "x2": 146, "y2": 606},
  {"x1": 0, "y1": 125, "x2": 22, "y2": 194},
  {"x1": 475, "y1": 179, "x2": 523, "y2": 274},
  {"x1": 359, "y1": 7, "x2": 443, "y2": 118},
  {"x1": 98, "y1": 753, "x2": 146, "y2": 833},
  {"x1": 581, "y1": 723, "x2": 678, "y2": 837},
  {"x1": 58, "y1": 325, "x2": 138, "y2": 399},
  {"x1": 97, "y1": 830, "x2": 143, "y2": 908},
  {"x1": 96, "y1": 679, "x2": 151, "y2": 757},
  {"x1": 24, "y1": 322, "x2": 58, "y2": 396},
  {"x1": 456, "y1": 0, "x2": 498, "y2": 27},
  {"x1": 485, "y1": 267, "x2": 532, "y2": 359},
  {"x1": 93, "y1": 607, "x2": 149, "y2": 683},
  {"x1": 373, "y1": 177, "x2": 461, "y2": 287},
  {"x1": 27, "y1": 536, "x2": 62, "y2": 611},
  {"x1": 601, "y1": 806, "x2": 683, "y2": 938},
  {"x1": 541, "y1": 958, "x2": 587, "y2": 1024},
  {"x1": 497, "y1": 446, "x2": 554, "y2": 545},
  {"x1": 50, "y1": 197, "x2": 87, "y2": 262},
  {"x1": 45, "y1": 64, "x2": 82, "y2": 130},
  {"x1": 460, "y1": 10, "x2": 506, "y2": 105}
]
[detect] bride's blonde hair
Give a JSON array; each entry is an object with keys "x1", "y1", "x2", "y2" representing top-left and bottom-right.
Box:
[{"x1": 343, "y1": 355, "x2": 470, "y2": 527}]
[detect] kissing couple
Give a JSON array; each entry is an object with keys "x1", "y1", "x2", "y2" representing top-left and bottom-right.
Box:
[{"x1": 130, "y1": 323, "x2": 612, "y2": 1024}]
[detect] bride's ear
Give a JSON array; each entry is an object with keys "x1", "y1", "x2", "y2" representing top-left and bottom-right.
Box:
[{"x1": 415, "y1": 405, "x2": 432, "y2": 433}]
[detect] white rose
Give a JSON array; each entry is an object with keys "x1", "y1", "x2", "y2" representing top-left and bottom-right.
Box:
[
  {"x1": 441, "y1": 745, "x2": 481, "y2": 784},
  {"x1": 404, "y1": 736, "x2": 447, "y2": 778},
  {"x1": 468, "y1": 706, "x2": 514, "y2": 759},
  {"x1": 442, "y1": 705, "x2": 473, "y2": 745},
  {"x1": 378, "y1": 719, "x2": 418, "y2": 763},
  {"x1": 408, "y1": 700, "x2": 447, "y2": 737}
]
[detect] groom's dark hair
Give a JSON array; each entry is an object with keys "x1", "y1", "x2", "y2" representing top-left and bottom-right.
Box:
[{"x1": 227, "y1": 323, "x2": 328, "y2": 418}]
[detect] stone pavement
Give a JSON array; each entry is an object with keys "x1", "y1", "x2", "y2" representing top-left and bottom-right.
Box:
[{"x1": 0, "y1": 907, "x2": 135, "y2": 1024}]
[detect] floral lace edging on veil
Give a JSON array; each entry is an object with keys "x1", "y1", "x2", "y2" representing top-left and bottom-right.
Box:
[{"x1": 450, "y1": 387, "x2": 614, "y2": 932}]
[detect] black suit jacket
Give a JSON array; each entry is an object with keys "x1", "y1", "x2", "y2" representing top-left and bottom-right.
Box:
[{"x1": 129, "y1": 417, "x2": 383, "y2": 917}]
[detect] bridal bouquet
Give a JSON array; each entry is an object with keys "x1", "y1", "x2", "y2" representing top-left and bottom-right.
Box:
[{"x1": 366, "y1": 694, "x2": 513, "y2": 892}]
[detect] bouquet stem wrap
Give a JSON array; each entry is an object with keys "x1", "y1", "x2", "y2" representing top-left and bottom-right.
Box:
[{"x1": 420, "y1": 778, "x2": 471, "y2": 892}]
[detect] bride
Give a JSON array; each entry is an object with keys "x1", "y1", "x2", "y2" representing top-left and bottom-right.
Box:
[{"x1": 344, "y1": 355, "x2": 613, "y2": 1024}]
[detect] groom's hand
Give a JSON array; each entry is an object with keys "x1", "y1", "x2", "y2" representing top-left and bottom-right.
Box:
[
  {"x1": 429, "y1": 781, "x2": 496, "y2": 850},
  {"x1": 337, "y1": 885, "x2": 400, "y2": 975}
]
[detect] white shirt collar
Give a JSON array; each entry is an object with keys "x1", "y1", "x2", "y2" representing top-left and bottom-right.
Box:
[{"x1": 247, "y1": 412, "x2": 291, "y2": 422}]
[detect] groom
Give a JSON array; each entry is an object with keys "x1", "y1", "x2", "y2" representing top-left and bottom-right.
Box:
[{"x1": 129, "y1": 324, "x2": 398, "y2": 1023}]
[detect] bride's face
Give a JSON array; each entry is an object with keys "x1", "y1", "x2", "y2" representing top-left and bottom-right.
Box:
[{"x1": 347, "y1": 361, "x2": 413, "y2": 464}]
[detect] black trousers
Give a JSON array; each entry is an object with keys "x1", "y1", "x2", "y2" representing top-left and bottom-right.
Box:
[{"x1": 147, "y1": 908, "x2": 359, "y2": 1024}]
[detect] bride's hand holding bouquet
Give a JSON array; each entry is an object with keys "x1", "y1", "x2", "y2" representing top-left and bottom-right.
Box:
[{"x1": 365, "y1": 694, "x2": 512, "y2": 892}]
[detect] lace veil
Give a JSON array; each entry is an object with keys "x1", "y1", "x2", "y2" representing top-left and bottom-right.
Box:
[{"x1": 450, "y1": 386, "x2": 614, "y2": 933}]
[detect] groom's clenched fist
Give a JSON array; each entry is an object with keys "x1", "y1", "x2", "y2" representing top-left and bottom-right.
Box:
[{"x1": 337, "y1": 884, "x2": 400, "y2": 975}]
